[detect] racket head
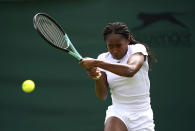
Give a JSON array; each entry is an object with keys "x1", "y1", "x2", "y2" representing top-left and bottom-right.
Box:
[{"x1": 33, "y1": 13, "x2": 69, "y2": 52}]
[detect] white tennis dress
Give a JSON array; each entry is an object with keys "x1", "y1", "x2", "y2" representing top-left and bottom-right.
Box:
[{"x1": 97, "y1": 44, "x2": 155, "y2": 131}]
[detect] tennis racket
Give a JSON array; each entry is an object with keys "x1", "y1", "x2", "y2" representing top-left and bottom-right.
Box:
[{"x1": 33, "y1": 13, "x2": 82, "y2": 61}]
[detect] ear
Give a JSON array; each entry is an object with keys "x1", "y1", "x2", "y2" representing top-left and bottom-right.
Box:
[{"x1": 126, "y1": 38, "x2": 130, "y2": 45}]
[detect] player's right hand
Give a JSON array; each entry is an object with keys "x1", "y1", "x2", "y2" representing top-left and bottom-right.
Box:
[{"x1": 87, "y1": 67, "x2": 101, "y2": 80}]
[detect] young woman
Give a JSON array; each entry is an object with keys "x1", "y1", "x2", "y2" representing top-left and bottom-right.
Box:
[{"x1": 79, "y1": 22, "x2": 155, "y2": 131}]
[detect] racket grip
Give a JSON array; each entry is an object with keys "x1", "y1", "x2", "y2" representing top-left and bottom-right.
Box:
[{"x1": 68, "y1": 51, "x2": 82, "y2": 61}]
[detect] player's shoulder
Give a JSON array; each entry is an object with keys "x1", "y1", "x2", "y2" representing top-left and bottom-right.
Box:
[
  {"x1": 129, "y1": 43, "x2": 148, "y2": 56},
  {"x1": 130, "y1": 43, "x2": 146, "y2": 49}
]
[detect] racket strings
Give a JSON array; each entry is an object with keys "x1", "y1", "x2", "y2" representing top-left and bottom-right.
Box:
[
  {"x1": 40, "y1": 17, "x2": 64, "y2": 47},
  {"x1": 41, "y1": 18, "x2": 63, "y2": 47},
  {"x1": 36, "y1": 15, "x2": 68, "y2": 49},
  {"x1": 41, "y1": 17, "x2": 64, "y2": 48}
]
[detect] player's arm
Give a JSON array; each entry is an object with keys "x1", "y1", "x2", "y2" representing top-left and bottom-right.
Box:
[
  {"x1": 85, "y1": 68, "x2": 108, "y2": 101},
  {"x1": 80, "y1": 53, "x2": 145, "y2": 77},
  {"x1": 95, "y1": 71, "x2": 108, "y2": 101},
  {"x1": 98, "y1": 53, "x2": 145, "y2": 77}
]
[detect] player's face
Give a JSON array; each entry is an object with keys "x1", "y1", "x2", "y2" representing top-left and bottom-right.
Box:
[{"x1": 106, "y1": 34, "x2": 130, "y2": 60}]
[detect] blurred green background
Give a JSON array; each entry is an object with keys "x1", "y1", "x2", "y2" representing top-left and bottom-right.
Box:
[{"x1": 0, "y1": 0, "x2": 194, "y2": 131}]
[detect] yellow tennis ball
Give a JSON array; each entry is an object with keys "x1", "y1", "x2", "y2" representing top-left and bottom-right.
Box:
[{"x1": 22, "y1": 80, "x2": 35, "y2": 93}]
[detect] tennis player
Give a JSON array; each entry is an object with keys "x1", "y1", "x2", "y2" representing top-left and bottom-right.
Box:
[{"x1": 79, "y1": 22, "x2": 155, "y2": 131}]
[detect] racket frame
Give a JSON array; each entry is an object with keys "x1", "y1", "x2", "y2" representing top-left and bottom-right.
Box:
[{"x1": 33, "y1": 13, "x2": 82, "y2": 61}]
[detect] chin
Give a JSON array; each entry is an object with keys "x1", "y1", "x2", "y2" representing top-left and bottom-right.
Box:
[{"x1": 113, "y1": 55, "x2": 122, "y2": 60}]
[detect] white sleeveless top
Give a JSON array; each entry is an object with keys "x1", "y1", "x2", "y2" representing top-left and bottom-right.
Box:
[{"x1": 97, "y1": 44, "x2": 151, "y2": 111}]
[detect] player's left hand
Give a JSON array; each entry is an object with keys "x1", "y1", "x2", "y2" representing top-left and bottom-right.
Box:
[{"x1": 79, "y1": 57, "x2": 97, "y2": 70}]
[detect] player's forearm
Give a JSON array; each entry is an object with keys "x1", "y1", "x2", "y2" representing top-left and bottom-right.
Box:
[
  {"x1": 95, "y1": 75, "x2": 108, "y2": 101},
  {"x1": 95, "y1": 60, "x2": 136, "y2": 77}
]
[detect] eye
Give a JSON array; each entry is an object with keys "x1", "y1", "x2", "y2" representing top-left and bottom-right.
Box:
[{"x1": 107, "y1": 44, "x2": 113, "y2": 49}]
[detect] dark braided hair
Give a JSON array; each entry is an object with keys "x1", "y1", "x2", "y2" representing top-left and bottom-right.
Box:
[{"x1": 103, "y1": 22, "x2": 157, "y2": 70}]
